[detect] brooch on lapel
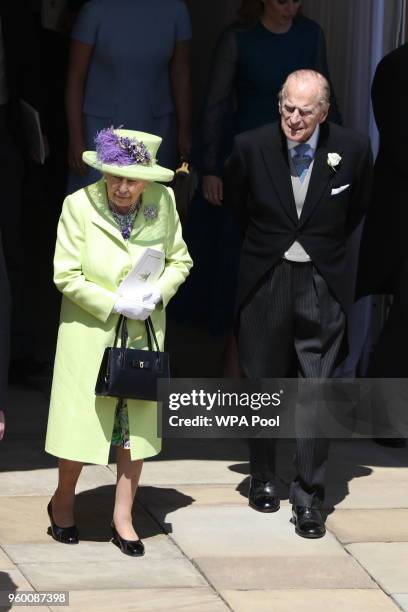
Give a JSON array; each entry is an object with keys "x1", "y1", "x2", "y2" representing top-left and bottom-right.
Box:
[
  {"x1": 327, "y1": 153, "x2": 342, "y2": 172},
  {"x1": 143, "y1": 205, "x2": 158, "y2": 220}
]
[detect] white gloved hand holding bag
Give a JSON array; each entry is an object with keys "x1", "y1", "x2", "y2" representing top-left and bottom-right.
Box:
[{"x1": 113, "y1": 296, "x2": 154, "y2": 321}]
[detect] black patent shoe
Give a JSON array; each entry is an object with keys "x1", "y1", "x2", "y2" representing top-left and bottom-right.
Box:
[
  {"x1": 47, "y1": 501, "x2": 79, "y2": 544},
  {"x1": 248, "y1": 477, "x2": 280, "y2": 513},
  {"x1": 111, "y1": 522, "x2": 145, "y2": 557},
  {"x1": 291, "y1": 506, "x2": 326, "y2": 539}
]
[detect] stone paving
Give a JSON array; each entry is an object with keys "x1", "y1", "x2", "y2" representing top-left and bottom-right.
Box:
[{"x1": 1, "y1": 385, "x2": 407, "y2": 611}]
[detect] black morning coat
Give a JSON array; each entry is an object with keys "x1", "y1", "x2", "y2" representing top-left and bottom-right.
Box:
[{"x1": 224, "y1": 121, "x2": 373, "y2": 314}]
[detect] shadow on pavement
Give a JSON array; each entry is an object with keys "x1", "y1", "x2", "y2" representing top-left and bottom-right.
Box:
[
  {"x1": 44, "y1": 485, "x2": 194, "y2": 543},
  {"x1": 0, "y1": 571, "x2": 17, "y2": 611}
]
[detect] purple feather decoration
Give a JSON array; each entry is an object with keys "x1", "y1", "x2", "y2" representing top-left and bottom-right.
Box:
[{"x1": 95, "y1": 127, "x2": 152, "y2": 166}]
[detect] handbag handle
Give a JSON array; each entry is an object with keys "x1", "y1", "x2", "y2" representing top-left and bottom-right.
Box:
[
  {"x1": 145, "y1": 317, "x2": 160, "y2": 353},
  {"x1": 113, "y1": 315, "x2": 160, "y2": 354}
]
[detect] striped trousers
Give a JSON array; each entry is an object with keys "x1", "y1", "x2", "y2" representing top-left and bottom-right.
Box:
[{"x1": 239, "y1": 259, "x2": 346, "y2": 507}]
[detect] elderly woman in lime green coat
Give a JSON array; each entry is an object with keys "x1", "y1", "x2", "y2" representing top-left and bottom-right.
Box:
[{"x1": 45, "y1": 129, "x2": 192, "y2": 556}]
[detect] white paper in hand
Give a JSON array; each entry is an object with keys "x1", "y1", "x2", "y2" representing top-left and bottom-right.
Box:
[{"x1": 119, "y1": 248, "x2": 165, "y2": 293}]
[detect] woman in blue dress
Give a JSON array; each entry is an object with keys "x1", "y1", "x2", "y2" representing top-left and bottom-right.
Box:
[
  {"x1": 178, "y1": 0, "x2": 340, "y2": 364},
  {"x1": 202, "y1": 0, "x2": 340, "y2": 203},
  {"x1": 66, "y1": 0, "x2": 192, "y2": 194}
]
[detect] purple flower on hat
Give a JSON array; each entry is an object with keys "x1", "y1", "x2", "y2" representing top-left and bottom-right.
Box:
[{"x1": 95, "y1": 127, "x2": 152, "y2": 166}]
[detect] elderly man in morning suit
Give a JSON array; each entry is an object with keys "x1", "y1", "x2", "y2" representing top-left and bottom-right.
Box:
[{"x1": 224, "y1": 70, "x2": 373, "y2": 538}]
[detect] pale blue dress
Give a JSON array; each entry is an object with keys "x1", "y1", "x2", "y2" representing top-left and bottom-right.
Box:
[{"x1": 67, "y1": 0, "x2": 191, "y2": 194}]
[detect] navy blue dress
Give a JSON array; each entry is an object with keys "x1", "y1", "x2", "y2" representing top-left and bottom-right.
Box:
[
  {"x1": 173, "y1": 17, "x2": 340, "y2": 333},
  {"x1": 203, "y1": 17, "x2": 341, "y2": 177},
  {"x1": 67, "y1": 0, "x2": 191, "y2": 194}
]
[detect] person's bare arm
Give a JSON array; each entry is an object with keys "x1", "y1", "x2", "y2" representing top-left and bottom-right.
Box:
[
  {"x1": 66, "y1": 40, "x2": 94, "y2": 175},
  {"x1": 170, "y1": 40, "x2": 192, "y2": 160},
  {"x1": 0, "y1": 411, "x2": 5, "y2": 441}
]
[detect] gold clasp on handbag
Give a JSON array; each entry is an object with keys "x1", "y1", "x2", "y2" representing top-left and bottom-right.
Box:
[{"x1": 131, "y1": 359, "x2": 149, "y2": 369}]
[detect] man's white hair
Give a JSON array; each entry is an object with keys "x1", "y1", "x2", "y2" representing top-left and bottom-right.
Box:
[{"x1": 279, "y1": 69, "x2": 331, "y2": 110}]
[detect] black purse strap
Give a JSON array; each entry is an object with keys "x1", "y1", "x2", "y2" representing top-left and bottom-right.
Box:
[
  {"x1": 145, "y1": 317, "x2": 160, "y2": 353},
  {"x1": 113, "y1": 315, "x2": 124, "y2": 348},
  {"x1": 113, "y1": 315, "x2": 160, "y2": 354}
]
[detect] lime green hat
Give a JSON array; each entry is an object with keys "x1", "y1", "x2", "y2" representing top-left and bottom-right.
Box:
[{"x1": 82, "y1": 128, "x2": 174, "y2": 183}]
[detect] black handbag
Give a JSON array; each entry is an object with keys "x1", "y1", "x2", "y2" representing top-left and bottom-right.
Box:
[{"x1": 95, "y1": 315, "x2": 170, "y2": 401}]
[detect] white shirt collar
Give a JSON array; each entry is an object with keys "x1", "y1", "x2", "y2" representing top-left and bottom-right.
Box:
[{"x1": 287, "y1": 125, "x2": 320, "y2": 157}]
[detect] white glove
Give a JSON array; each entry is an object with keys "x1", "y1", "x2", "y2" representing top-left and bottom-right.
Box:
[
  {"x1": 118, "y1": 287, "x2": 154, "y2": 301},
  {"x1": 143, "y1": 286, "x2": 162, "y2": 307},
  {"x1": 113, "y1": 296, "x2": 154, "y2": 321},
  {"x1": 123, "y1": 286, "x2": 162, "y2": 311}
]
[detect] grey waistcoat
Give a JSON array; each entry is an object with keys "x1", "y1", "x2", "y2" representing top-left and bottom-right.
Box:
[{"x1": 283, "y1": 156, "x2": 314, "y2": 262}]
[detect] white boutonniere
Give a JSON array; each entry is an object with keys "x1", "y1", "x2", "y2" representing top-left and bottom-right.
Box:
[
  {"x1": 327, "y1": 153, "x2": 342, "y2": 172},
  {"x1": 143, "y1": 205, "x2": 158, "y2": 220}
]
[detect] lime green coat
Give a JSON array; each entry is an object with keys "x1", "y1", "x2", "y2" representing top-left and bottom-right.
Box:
[{"x1": 45, "y1": 179, "x2": 192, "y2": 465}]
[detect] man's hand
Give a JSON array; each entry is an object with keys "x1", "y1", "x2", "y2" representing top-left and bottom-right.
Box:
[
  {"x1": 203, "y1": 175, "x2": 223, "y2": 206},
  {"x1": 0, "y1": 410, "x2": 5, "y2": 441}
]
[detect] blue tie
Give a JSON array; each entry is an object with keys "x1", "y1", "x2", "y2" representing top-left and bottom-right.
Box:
[{"x1": 292, "y1": 143, "x2": 313, "y2": 182}]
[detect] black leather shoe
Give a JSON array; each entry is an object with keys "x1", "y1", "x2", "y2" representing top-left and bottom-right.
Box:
[
  {"x1": 248, "y1": 477, "x2": 280, "y2": 513},
  {"x1": 291, "y1": 506, "x2": 326, "y2": 539},
  {"x1": 111, "y1": 522, "x2": 145, "y2": 557},
  {"x1": 47, "y1": 501, "x2": 79, "y2": 544},
  {"x1": 373, "y1": 438, "x2": 406, "y2": 448}
]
